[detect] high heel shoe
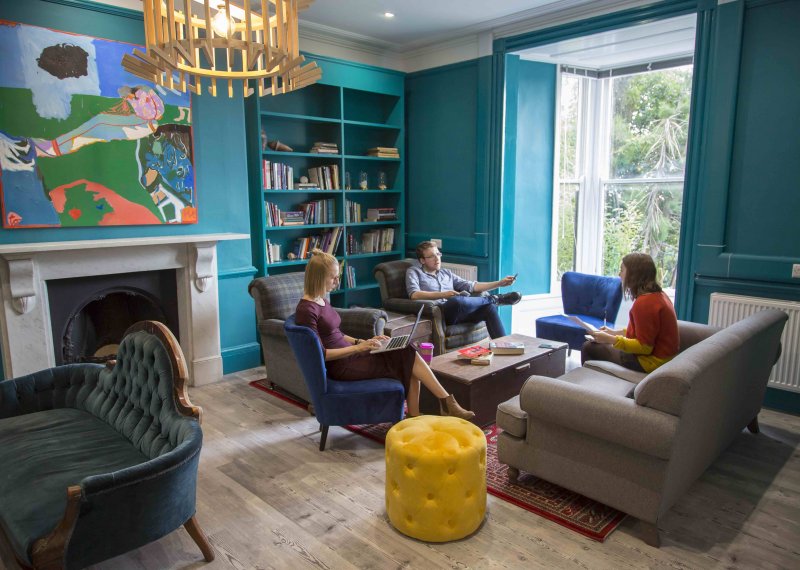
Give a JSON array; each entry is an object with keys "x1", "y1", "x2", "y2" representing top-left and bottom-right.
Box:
[{"x1": 438, "y1": 394, "x2": 476, "y2": 421}]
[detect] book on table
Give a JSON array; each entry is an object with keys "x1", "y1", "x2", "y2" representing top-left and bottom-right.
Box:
[
  {"x1": 469, "y1": 352, "x2": 493, "y2": 366},
  {"x1": 488, "y1": 341, "x2": 525, "y2": 355},
  {"x1": 457, "y1": 345, "x2": 492, "y2": 360},
  {"x1": 563, "y1": 314, "x2": 598, "y2": 332}
]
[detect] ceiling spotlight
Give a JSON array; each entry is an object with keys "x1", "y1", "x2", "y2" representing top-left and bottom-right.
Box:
[{"x1": 384, "y1": 12, "x2": 395, "y2": 18}]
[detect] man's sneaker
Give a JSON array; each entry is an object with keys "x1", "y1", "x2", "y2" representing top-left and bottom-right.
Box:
[{"x1": 490, "y1": 292, "x2": 521, "y2": 306}]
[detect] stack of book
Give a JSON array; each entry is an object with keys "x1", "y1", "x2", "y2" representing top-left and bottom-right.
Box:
[
  {"x1": 265, "y1": 239, "x2": 281, "y2": 264},
  {"x1": 488, "y1": 341, "x2": 526, "y2": 355},
  {"x1": 310, "y1": 142, "x2": 339, "y2": 154},
  {"x1": 280, "y1": 211, "x2": 305, "y2": 226},
  {"x1": 367, "y1": 146, "x2": 399, "y2": 158},
  {"x1": 366, "y1": 207, "x2": 397, "y2": 221},
  {"x1": 307, "y1": 164, "x2": 340, "y2": 189},
  {"x1": 262, "y1": 160, "x2": 294, "y2": 189},
  {"x1": 457, "y1": 345, "x2": 494, "y2": 366}
]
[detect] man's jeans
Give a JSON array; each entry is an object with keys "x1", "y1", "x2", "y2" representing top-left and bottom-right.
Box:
[{"x1": 441, "y1": 296, "x2": 506, "y2": 338}]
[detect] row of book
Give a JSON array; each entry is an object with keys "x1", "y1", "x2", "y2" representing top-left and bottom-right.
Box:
[
  {"x1": 262, "y1": 161, "x2": 294, "y2": 190},
  {"x1": 291, "y1": 227, "x2": 343, "y2": 259},
  {"x1": 346, "y1": 228, "x2": 395, "y2": 254},
  {"x1": 340, "y1": 262, "x2": 357, "y2": 288},
  {"x1": 308, "y1": 164, "x2": 340, "y2": 190},
  {"x1": 265, "y1": 199, "x2": 336, "y2": 226},
  {"x1": 344, "y1": 201, "x2": 397, "y2": 223},
  {"x1": 265, "y1": 239, "x2": 282, "y2": 264},
  {"x1": 367, "y1": 146, "x2": 399, "y2": 158}
]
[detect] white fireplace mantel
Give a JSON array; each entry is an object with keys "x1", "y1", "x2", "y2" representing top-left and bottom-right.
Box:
[{"x1": 0, "y1": 233, "x2": 249, "y2": 385}]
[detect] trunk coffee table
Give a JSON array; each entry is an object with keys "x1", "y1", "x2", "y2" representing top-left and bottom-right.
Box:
[{"x1": 420, "y1": 334, "x2": 568, "y2": 426}]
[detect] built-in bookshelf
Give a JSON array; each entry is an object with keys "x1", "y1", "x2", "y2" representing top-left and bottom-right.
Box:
[{"x1": 246, "y1": 56, "x2": 405, "y2": 308}]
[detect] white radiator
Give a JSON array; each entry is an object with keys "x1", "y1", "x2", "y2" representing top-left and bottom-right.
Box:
[
  {"x1": 441, "y1": 262, "x2": 478, "y2": 281},
  {"x1": 708, "y1": 293, "x2": 800, "y2": 393}
]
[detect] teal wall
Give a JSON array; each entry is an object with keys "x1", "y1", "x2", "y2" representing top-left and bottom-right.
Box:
[{"x1": 0, "y1": 0, "x2": 260, "y2": 376}]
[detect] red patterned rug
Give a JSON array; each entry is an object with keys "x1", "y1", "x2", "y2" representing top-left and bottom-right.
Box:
[{"x1": 250, "y1": 379, "x2": 626, "y2": 542}]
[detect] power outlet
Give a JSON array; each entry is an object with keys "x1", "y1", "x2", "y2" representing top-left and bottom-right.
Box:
[
  {"x1": 793, "y1": 264, "x2": 800, "y2": 279},
  {"x1": 430, "y1": 238, "x2": 442, "y2": 248}
]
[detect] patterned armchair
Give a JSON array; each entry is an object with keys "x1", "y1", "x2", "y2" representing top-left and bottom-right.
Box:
[
  {"x1": 248, "y1": 272, "x2": 389, "y2": 402},
  {"x1": 373, "y1": 259, "x2": 488, "y2": 356}
]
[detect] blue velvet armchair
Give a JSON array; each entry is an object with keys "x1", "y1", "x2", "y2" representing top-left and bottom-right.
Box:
[
  {"x1": 0, "y1": 321, "x2": 213, "y2": 569},
  {"x1": 535, "y1": 272, "x2": 623, "y2": 351},
  {"x1": 284, "y1": 315, "x2": 405, "y2": 450}
]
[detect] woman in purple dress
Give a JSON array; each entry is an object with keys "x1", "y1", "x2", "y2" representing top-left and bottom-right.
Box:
[{"x1": 295, "y1": 249, "x2": 474, "y2": 420}]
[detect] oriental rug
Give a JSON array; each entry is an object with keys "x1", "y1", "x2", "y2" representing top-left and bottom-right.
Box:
[{"x1": 250, "y1": 379, "x2": 626, "y2": 542}]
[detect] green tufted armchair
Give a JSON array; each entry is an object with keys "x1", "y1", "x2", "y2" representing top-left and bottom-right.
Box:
[{"x1": 0, "y1": 321, "x2": 214, "y2": 569}]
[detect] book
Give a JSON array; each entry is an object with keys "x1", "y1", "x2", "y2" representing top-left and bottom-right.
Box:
[
  {"x1": 469, "y1": 352, "x2": 494, "y2": 366},
  {"x1": 457, "y1": 345, "x2": 492, "y2": 360},
  {"x1": 563, "y1": 314, "x2": 598, "y2": 332},
  {"x1": 488, "y1": 341, "x2": 525, "y2": 355}
]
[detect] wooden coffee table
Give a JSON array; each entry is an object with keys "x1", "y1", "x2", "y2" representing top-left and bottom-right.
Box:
[{"x1": 419, "y1": 334, "x2": 568, "y2": 426}]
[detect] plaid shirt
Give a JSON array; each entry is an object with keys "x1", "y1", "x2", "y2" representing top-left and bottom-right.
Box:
[{"x1": 405, "y1": 264, "x2": 475, "y2": 304}]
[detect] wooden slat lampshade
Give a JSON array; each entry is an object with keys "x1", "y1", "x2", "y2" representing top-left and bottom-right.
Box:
[{"x1": 122, "y1": 0, "x2": 321, "y2": 97}]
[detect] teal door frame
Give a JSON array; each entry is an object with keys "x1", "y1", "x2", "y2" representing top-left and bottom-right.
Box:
[{"x1": 490, "y1": 0, "x2": 707, "y2": 320}]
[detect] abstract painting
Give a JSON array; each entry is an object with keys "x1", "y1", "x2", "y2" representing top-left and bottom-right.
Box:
[{"x1": 0, "y1": 20, "x2": 196, "y2": 228}]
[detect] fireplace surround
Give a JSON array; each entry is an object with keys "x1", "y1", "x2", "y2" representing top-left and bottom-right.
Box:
[{"x1": 0, "y1": 234, "x2": 248, "y2": 385}]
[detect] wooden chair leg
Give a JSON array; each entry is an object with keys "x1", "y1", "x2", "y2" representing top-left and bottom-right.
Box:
[
  {"x1": 747, "y1": 416, "x2": 760, "y2": 434},
  {"x1": 319, "y1": 424, "x2": 329, "y2": 451},
  {"x1": 639, "y1": 520, "x2": 660, "y2": 548},
  {"x1": 184, "y1": 515, "x2": 215, "y2": 562}
]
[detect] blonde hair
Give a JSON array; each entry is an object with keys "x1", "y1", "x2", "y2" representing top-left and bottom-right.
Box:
[{"x1": 304, "y1": 249, "x2": 338, "y2": 298}]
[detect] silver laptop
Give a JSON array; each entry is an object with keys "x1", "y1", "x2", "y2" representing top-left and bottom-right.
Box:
[{"x1": 371, "y1": 306, "x2": 425, "y2": 354}]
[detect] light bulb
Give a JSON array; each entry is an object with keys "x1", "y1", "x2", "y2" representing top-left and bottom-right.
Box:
[{"x1": 211, "y1": 7, "x2": 235, "y2": 38}]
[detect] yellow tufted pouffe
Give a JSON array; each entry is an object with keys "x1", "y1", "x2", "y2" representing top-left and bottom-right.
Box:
[{"x1": 385, "y1": 415, "x2": 486, "y2": 542}]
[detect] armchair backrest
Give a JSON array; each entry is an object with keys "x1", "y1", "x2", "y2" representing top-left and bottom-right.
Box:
[
  {"x1": 248, "y1": 272, "x2": 306, "y2": 321},
  {"x1": 561, "y1": 271, "x2": 623, "y2": 321},
  {"x1": 374, "y1": 259, "x2": 415, "y2": 301},
  {"x1": 284, "y1": 315, "x2": 328, "y2": 414}
]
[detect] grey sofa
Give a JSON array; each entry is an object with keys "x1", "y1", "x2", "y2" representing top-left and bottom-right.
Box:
[
  {"x1": 496, "y1": 309, "x2": 788, "y2": 546},
  {"x1": 248, "y1": 272, "x2": 389, "y2": 402},
  {"x1": 0, "y1": 321, "x2": 213, "y2": 569}
]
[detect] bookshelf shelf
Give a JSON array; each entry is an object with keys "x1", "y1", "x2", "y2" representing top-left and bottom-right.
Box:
[
  {"x1": 261, "y1": 111, "x2": 340, "y2": 124},
  {"x1": 347, "y1": 221, "x2": 400, "y2": 227},
  {"x1": 247, "y1": 55, "x2": 405, "y2": 308},
  {"x1": 265, "y1": 223, "x2": 341, "y2": 231}
]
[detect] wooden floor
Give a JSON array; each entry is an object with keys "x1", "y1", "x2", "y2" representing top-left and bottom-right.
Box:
[{"x1": 3, "y1": 366, "x2": 799, "y2": 570}]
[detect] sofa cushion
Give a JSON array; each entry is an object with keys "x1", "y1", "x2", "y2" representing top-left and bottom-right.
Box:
[
  {"x1": 583, "y1": 360, "x2": 648, "y2": 385},
  {"x1": 558, "y1": 366, "x2": 637, "y2": 398},
  {"x1": 496, "y1": 396, "x2": 527, "y2": 438},
  {"x1": 0, "y1": 408, "x2": 148, "y2": 563}
]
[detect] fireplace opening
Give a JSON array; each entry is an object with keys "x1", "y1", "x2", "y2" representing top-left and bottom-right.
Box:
[{"x1": 47, "y1": 270, "x2": 179, "y2": 365}]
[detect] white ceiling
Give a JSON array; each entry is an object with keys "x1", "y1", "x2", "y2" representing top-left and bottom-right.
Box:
[
  {"x1": 516, "y1": 14, "x2": 696, "y2": 69},
  {"x1": 95, "y1": 0, "x2": 628, "y2": 51}
]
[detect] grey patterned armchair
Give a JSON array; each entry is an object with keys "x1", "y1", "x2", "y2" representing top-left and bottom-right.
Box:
[
  {"x1": 248, "y1": 272, "x2": 389, "y2": 403},
  {"x1": 373, "y1": 259, "x2": 488, "y2": 355}
]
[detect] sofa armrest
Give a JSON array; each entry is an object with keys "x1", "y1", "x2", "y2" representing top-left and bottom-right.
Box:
[
  {"x1": 383, "y1": 297, "x2": 440, "y2": 317},
  {"x1": 519, "y1": 375, "x2": 679, "y2": 460},
  {"x1": 257, "y1": 318, "x2": 287, "y2": 338},
  {"x1": 336, "y1": 307, "x2": 388, "y2": 339},
  {"x1": 0, "y1": 364, "x2": 103, "y2": 419}
]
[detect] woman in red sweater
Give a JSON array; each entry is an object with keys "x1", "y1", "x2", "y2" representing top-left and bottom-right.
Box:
[
  {"x1": 295, "y1": 249, "x2": 474, "y2": 419},
  {"x1": 582, "y1": 253, "x2": 679, "y2": 373}
]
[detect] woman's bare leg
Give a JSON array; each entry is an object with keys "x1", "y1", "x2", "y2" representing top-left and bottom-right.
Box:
[
  {"x1": 406, "y1": 377, "x2": 421, "y2": 416},
  {"x1": 412, "y1": 352, "x2": 448, "y2": 398}
]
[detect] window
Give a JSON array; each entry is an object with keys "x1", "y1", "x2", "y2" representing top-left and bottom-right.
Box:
[{"x1": 555, "y1": 65, "x2": 692, "y2": 288}]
